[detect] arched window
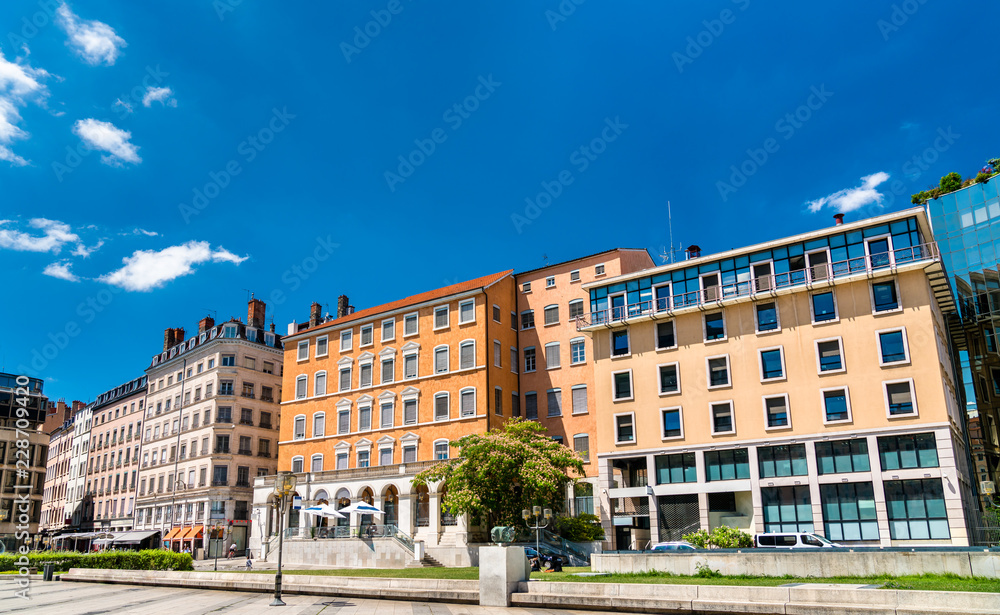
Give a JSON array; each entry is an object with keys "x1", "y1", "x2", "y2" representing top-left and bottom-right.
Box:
[
  {"x1": 312, "y1": 412, "x2": 326, "y2": 438},
  {"x1": 314, "y1": 371, "x2": 327, "y2": 396},
  {"x1": 310, "y1": 454, "x2": 323, "y2": 473},
  {"x1": 295, "y1": 375, "x2": 308, "y2": 399},
  {"x1": 293, "y1": 415, "x2": 306, "y2": 440},
  {"x1": 290, "y1": 456, "x2": 304, "y2": 473}
]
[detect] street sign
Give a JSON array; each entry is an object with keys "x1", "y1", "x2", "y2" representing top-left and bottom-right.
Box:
[
  {"x1": 982, "y1": 481, "x2": 996, "y2": 495},
  {"x1": 292, "y1": 496, "x2": 302, "y2": 510}
]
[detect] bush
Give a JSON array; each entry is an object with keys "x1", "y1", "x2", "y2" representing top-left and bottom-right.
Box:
[
  {"x1": 940, "y1": 172, "x2": 963, "y2": 193},
  {"x1": 0, "y1": 550, "x2": 193, "y2": 573},
  {"x1": 682, "y1": 526, "x2": 753, "y2": 549},
  {"x1": 555, "y1": 513, "x2": 605, "y2": 542},
  {"x1": 977, "y1": 172, "x2": 995, "y2": 184}
]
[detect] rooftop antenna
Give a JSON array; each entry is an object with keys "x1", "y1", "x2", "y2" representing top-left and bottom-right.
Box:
[
  {"x1": 668, "y1": 201, "x2": 674, "y2": 264},
  {"x1": 202, "y1": 309, "x2": 218, "y2": 319},
  {"x1": 542, "y1": 254, "x2": 549, "y2": 266},
  {"x1": 243, "y1": 289, "x2": 254, "y2": 302}
]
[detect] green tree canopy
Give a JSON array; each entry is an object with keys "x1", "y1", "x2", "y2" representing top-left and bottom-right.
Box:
[{"x1": 412, "y1": 418, "x2": 586, "y2": 528}]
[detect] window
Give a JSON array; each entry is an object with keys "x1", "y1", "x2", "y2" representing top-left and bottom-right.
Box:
[
  {"x1": 290, "y1": 457, "x2": 303, "y2": 473},
  {"x1": 522, "y1": 281, "x2": 531, "y2": 293},
  {"x1": 758, "y1": 444, "x2": 808, "y2": 477},
  {"x1": 573, "y1": 434, "x2": 589, "y2": 462},
  {"x1": 545, "y1": 342, "x2": 561, "y2": 369},
  {"x1": 460, "y1": 388, "x2": 476, "y2": 417},
  {"x1": 435, "y1": 346, "x2": 449, "y2": 373},
  {"x1": 762, "y1": 486, "x2": 813, "y2": 533},
  {"x1": 403, "y1": 445, "x2": 417, "y2": 463},
  {"x1": 297, "y1": 341, "x2": 309, "y2": 361},
  {"x1": 570, "y1": 269, "x2": 581, "y2": 282},
  {"x1": 658, "y1": 363, "x2": 680, "y2": 395},
  {"x1": 378, "y1": 448, "x2": 392, "y2": 466},
  {"x1": 711, "y1": 401, "x2": 734, "y2": 435},
  {"x1": 357, "y1": 450, "x2": 370, "y2": 468},
  {"x1": 337, "y1": 410, "x2": 350, "y2": 434},
  {"x1": 340, "y1": 330, "x2": 352, "y2": 352},
  {"x1": 885, "y1": 479, "x2": 949, "y2": 540},
  {"x1": 459, "y1": 299, "x2": 475, "y2": 324},
  {"x1": 707, "y1": 356, "x2": 730, "y2": 388},
  {"x1": 878, "y1": 329, "x2": 909, "y2": 365},
  {"x1": 434, "y1": 393, "x2": 449, "y2": 421},
  {"x1": 878, "y1": 433, "x2": 938, "y2": 470},
  {"x1": 615, "y1": 413, "x2": 635, "y2": 443},
  {"x1": 339, "y1": 367, "x2": 352, "y2": 392},
  {"x1": 569, "y1": 299, "x2": 584, "y2": 319},
  {"x1": 546, "y1": 389, "x2": 562, "y2": 417},
  {"x1": 434, "y1": 441, "x2": 450, "y2": 460},
  {"x1": 404, "y1": 351, "x2": 418, "y2": 379},
  {"x1": 360, "y1": 324, "x2": 373, "y2": 346},
  {"x1": 494, "y1": 340, "x2": 501, "y2": 367},
  {"x1": 380, "y1": 401, "x2": 394, "y2": 428},
  {"x1": 820, "y1": 482, "x2": 878, "y2": 541},
  {"x1": 595, "y1": 264, "x2": 605, "y2": 276},
  {"x1": 404, "y1": 312, "x2": 418, "y2": 336},
  {"x1": 524, "y1": 347, "x2": 536, "y2": 372},
  {"x1": 655, "y1": 321, "x2": 676, "y2": 350},
  {"x1": 434, "y1": 305, "x2": 449, "y2": 329},
  {"x1": 381, "y1": 358, "x2": 394, "y2": 383},
  {"x1": 293, "y1": 416, "x2": 305, "y2": 440},
  {"x1": 816, "y1": 439, "x2": 870, "y2": 475},
  {"x1": 381, "y1": 318, "x2": 395, "y2": 342},
  {"x1": 884, "y1": 379, "x2": 916, "y2": 417},
  {"x1": 759, "y1": 347, "x2": 785, "y2": 381},
  {"x1": 494, "y1": 387, "x2": 503, "y2": 416},
  {"x1": 704, "y1": 312, "x2": 725, "y2": 341},
  {"x1": 544, "y1": 276, "x2": 555, "y2": 288},
  {"x1": 243, "y1": 356, "x2": 256, "y2": 370},
  {"x1": 460, "y1": 341, "x2": 475, "y2": 369},
  {"x1": 611, "y1": 330, "x2": 630, "y2": 356},
  {"x1": 755, "y1": 302, "x2": 779, "y2": 333},
  {"x1": 403, "y1": 398, "x2": 417, "y2": 425},
  {"x1": 811, "y1": 291, "x2": 837, "y2": 323},
  {"x1": 316, "y1": 336, "x2": 328, "y2": 357},
  {"x1": 705, "y1": 449, "x2": 750, "y2": 481},
  {"x1": 221, "y1": 354, "x2": 236, "y2": 367},
  {"x1": 655, "y1": 453, "x2": 697, "y2": 484},
  {"x1": 492, "y1": 304, "x2": 501, "y2": 322},
  {"x1": 571, "y1": 385, "x2": 587, "y2": 415},
  {"x1": 764, "y1": 395, "x2": 790, "y2": 429},
  {"x1": 544, "y1": 305, "x2": 559, "y2": 326},
  {"x1": 336, "y1": 453, "x2": 348, "y2": 470},
  {"x1": 525, "y1": 392, "x2": 538, "y2": 420},
  {"x1": 871, "y1": 280, "x2": 900, "y2": 313},
  {"x1": 313, "y1": 413, "x2": 325, "y2": 438},
  {"x1": 661, "y1": 407, "x2": 683, "y2": 439},
  {"x1": 520, "y1": 310, "x2": 535, "y2": 330},
  {"x1": 569, "y1": 338, "x2": 586, "y2": 364},
  {"x1": 511, "y1": 391, "x2": 520, "y2": 417},
  {"x1": 822, "y1": 388, "x2": 851, "y2": 423},
  {"x1": 816, "y1": 338, "x2": 844, "y2": 373},
  {"x1": 612, "y1": 370, "x2": 632, "y2": 400},
  {"x1": 313, "y1": 372, "x2": 327, "y2": 396}
]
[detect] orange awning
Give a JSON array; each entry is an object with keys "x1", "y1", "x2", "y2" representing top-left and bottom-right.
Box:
[
  {"x1": 163, "y1": 526, "x2": 185, "y2": 541},
  {"x1": 182, "y1": 525, "x2": 204, "y2": 540}
]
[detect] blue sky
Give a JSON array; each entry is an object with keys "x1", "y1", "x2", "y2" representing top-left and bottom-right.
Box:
[{"x1": 1, "y1": 1, "x2": 998, "y2": 403}]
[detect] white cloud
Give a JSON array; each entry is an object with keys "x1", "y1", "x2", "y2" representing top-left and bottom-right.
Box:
[
  {"x1": 71, "y1": 238, "x2": 104, "y2": 257},
  {"x1": 112, "y1": 98, "x2": 133, "y2": 114},
  {"x1": 99, "y1": 241, "x2": 248, "y2": 292},
  {"x1": 0, "y1": 48, "x2": 50, "y2": 166},
  {"x1": 0, "y1": 218, "x2": 80, "y2": 253},
  {"x1": 122, "y1": 228, "x2": 158, "y2": 237},
  {"x1": 72, "y1": 118, "x2": 141, "y2": 166},
  {"x1": 806, "y1": 172, "x2": 891, "y2": 214},
  {"x1": 56, "y1": 3, "x2": 127, "y2": 66},
  {"x1": 43, "y1": 261, "x2": 79, "y2": 282},
  {"x1": 142, "y1": 86, "x2": 176, "y2": 108}
]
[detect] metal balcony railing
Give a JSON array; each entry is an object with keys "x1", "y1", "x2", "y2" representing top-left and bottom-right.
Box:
[
  {"x1": 576, "y1": 242, "x2": 940, "y2": 329},
  {"x1": 237, "y1": 448, "x2": 252, "y2": 456}
]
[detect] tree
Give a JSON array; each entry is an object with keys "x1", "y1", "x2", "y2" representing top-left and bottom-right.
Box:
[
  {"x1": 940, "y1": 172, "x2": 963, "y2": 193},
  {"x1": 412, "y1": 418, "x2": 586, "y2": 529}
]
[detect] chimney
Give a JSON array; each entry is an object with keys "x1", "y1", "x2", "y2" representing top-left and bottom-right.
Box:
[
  {"x1": 173, "y1": 328, "x2": 185, "y2": 345},
  {"x1": 248, "y1": 298, "x2": 266, "y2": 328},
  {"x1": 309, "y1": 302, "x2": 322, "y2": 328},
  {"x1": 833, "y1": 213, "x2": 845, "y2": 226},
  {"x1": 686, "y1": 245, "x2": 702, "y2": 260},
  {"x1": 163, "y1": 328, "x2": 175, "y2": 351},
  {"x1": 198, "y1": 316, "x2": 215, "y2": 333},
  {"x1": 337, "y1": 295, "x2": 350, "y2": 318},
  {"x1": 269, "y1": 323, "x2": 276, "y2": 333},
  {"x1": 287, "y1": 320, "x2": 297, "y2": 336}
]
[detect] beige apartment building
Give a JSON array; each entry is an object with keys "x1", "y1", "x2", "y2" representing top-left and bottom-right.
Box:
[
  {"x1": 514, "y1": 249, "x2": 653, "y2": 516},
  {"x1": 134, "y1": 298, "x2": 283, "y2": 555},
  {"x1": 40, "y1": 421, "x2": 74, "y2": 536},
  {"x1": 577, "y1": 208, "x2": 979, "y2": 548}
]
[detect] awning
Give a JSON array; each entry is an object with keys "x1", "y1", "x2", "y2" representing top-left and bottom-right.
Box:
[
  {"x1": 182, "y1": 525, "x2": 204, "y2": 540},
  {"x1": 163, "y1": 527, "x2": 185, "y2": 541},
  {"x1": 57, "y1": 532, "x2": 99, "y2": 539},
  {"x1": 112, "y1": 530, "x2": 160, "y2": 545}
]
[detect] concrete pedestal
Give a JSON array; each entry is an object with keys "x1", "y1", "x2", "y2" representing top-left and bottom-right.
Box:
[{"x1": 479, "y1": 546, "x2": 529, "y2": 607}]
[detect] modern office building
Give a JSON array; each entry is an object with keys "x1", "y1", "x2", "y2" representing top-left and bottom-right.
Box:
[
  {"x1": 514, "y1": 249, "x2": 654, "y2": 517},
  {"x1": 0, "y1": 373, "x2": 49, "y2": 551},
  {"x1": 926, "y1": 173, "x2": 1000, "y2": 510},
  {"x1": 576, "y1": 208, "x2": 978, "y2": 548},
  {"x1": 85, "y1": 376, "x2": 147, "y2": 534},
  {"x1": 255, "y1": 271, "x2": 519, "y2": 566},
  {"x1": 133, "y1": 299, "x2": 284, "y2": 556}
]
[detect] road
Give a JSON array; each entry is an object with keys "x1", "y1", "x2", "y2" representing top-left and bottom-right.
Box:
[{"x1": 0, "y1": 577, "x2": 615, "y2": 615}]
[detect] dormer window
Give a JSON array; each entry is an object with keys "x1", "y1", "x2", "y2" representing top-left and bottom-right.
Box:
[{"x1": 223, "y1": 325, "x2": 237, "y2": 338}]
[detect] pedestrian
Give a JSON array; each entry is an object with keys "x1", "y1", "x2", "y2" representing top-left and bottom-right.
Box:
[
  {"x1": 245, "y1": 550, "x2": 253, "y2": 571},
  {"x1": 228, "y1": 542, "x2": 237, "y2": 559}
]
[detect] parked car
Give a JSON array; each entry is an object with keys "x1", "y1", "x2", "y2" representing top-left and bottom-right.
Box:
[
  {"x1": 651, "y1": 541, "x2": 696, "y2": 552},
  {"x1": 754, "y1": 532, "x2": 843, "y2": 548}
]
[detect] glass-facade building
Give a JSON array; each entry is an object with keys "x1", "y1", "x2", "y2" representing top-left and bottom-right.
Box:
[{"x1": 927, "y1": 173, "x2": 1000, "y2": 509}]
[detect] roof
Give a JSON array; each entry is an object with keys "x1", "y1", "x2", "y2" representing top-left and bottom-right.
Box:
[
  {"x1": 515, "y1": 248, "x2": 651, "y2": 277},
  {"x1": 288, "y1": 270, "x2": 514, "y2": 340}
]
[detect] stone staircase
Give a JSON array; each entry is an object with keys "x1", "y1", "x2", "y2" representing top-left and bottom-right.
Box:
[{"x1": 405, "y1": 554, "x2": 444, "y2": 568}]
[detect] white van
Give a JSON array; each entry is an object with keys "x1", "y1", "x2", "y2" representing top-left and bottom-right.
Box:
[{"x1": 754, "y1": 532, "x2": 843, "y2": 548}]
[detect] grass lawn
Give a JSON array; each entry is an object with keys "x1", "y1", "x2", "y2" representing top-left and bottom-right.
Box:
[{"x1": 231, "y1": 566, "x2": 1000, "y2": 592}]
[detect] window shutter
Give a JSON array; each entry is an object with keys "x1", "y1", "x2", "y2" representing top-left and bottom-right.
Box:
[
  {"x1": 405, "y1": 355, "x2": 417, "y2": 378},
  {"x1": 461, "y1": 391, "x2": 475, "y2": 416},
  {"x1": 460, "y1": 344, "x2": 474, "y2": 369},
  {"x1": 435, "y1": 396, "x2": 448, "y2": 420},
  {"x1": 404, "y1": 399, "x2": 417, "y2": 424},
  {"x1": 338, "y1": 411, "x2": 349, "y2": 433},
  {"x1": 436, "y1": 349, "x2": 448, "y2": 372},
  {"x1": 572, "y1": 387, "x2": 587, "y2": 414}
]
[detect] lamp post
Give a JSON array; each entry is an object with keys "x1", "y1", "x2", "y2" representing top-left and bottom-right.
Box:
[
  {"x1": 213, "y1": 520, "x2": 225, "y2": 572},
  {"x1": 270, "y1": 472, "x2": 297, "y2": 607},
  {"x1": 522, "y1": 506, "x2": 552, "y2": 559}
]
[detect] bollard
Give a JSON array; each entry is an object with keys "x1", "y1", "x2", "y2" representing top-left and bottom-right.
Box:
[{"x1": 43, "y1": 562, "x2": 54, "y2": 582}]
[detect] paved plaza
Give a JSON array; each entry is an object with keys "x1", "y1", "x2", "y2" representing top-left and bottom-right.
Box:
[{"x1": 0, "y1": 577, "x2": 614, "y2": 615}]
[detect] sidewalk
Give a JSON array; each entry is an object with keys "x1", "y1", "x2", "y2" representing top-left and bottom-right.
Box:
[{"x1": 191, "y1": 558, "x2": 336, "y2": 572}]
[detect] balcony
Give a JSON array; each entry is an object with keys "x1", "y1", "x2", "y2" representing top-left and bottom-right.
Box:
[
  {"x1": 239, "y1": 419, "x2": 254, "y2": 426},
  {"x1": 257, "y1": 451, "x2": 271, "y2": 458},
  {"x1": 211, "y1": 480, "x2": 228, "y2": 487},
  {"x1": 214, "y1": 447, "x2": 231, "y2": 454},
  {"x1": 260, "y1": 421, "x2": 273, "y2": 429},
  {"x1": 235, "y1": 481, "x2": 251, "y2": 488},
  {"x1": 576, "y1": 242, "x2": 945, "y2": 330},
  {"x1": 237, "y1": 448, "x2": 252, "y2": 456},
  {"x1": 261, "y1": 396, "x2": 274, "y2": 403},
  {"x1": 241, "y1": 392, "x2": 255, "y2": 399}
]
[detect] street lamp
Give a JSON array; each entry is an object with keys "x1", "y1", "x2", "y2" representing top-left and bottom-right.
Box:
[
  {"x1": 270, "y1": 472, "x2": 297, "y2": 607},
  {"x1": 212, "y1": 520, "x2": 226, "y2": 572},
  {"x1": 522, "y1": 506, "x2": 552, "y2": 560}
]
